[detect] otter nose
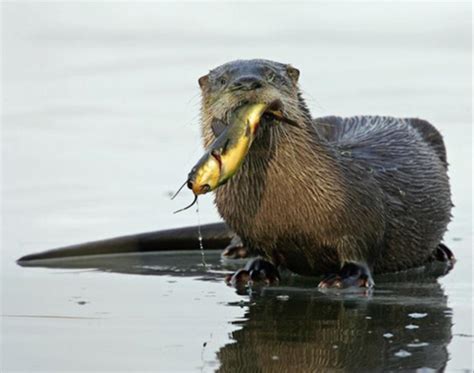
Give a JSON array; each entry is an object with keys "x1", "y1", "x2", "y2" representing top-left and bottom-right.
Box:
[{"x1": 230, "y1": 76, "x2": 263, "y2": 91}]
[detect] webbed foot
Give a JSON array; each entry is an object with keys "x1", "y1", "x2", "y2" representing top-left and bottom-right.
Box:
[
  {"x1": 318, "y1": 262, "x2": 374, "y2": 289},
  {"x1": 225, "y1": 258, "x2": 280, "y2": 286},
  {"x1": 221, "y1": 236, "x2": 250, "y2": 259}
]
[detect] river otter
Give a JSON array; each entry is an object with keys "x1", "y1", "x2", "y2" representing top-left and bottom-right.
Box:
[{"x1": 196, "y1": 59, "x2": 453, "y2": 288}]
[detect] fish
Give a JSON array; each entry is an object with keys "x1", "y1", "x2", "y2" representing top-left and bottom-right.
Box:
[
  {"x1": 172, "y1": 100, "x2": 294, "y2": 213},
  {"x1": 187, "y1": 102, "x2": 276, "y2": 196}
]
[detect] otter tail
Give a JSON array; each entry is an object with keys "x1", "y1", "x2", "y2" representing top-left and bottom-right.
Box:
[{"x1": 17, "y1": 223, "x2": 233, "y2": 265}]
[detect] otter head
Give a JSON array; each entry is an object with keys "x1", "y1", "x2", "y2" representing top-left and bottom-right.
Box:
[{"x1": 198, "y1": 59, "x2": 309, "y2": 148}]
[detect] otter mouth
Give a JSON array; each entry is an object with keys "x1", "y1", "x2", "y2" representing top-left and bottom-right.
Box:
[{"x1": 237, "y1": 99, "x2": 298, "y2": 128}]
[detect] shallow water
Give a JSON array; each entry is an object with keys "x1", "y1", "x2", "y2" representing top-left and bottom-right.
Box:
[
  {"x1": 13, "y1": 251, "x2": 461, "y2": 371},
  {"x1": 2, "y1": 2, "x2": 472, "y2": 372}
]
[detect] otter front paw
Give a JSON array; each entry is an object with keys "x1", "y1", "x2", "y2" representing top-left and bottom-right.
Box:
[
  {"x1": 318, "y1": 262, "x2": 374, "y2": 289},
  {"x1": 225, "y1": 258, "x2": 280, "y2": 286}
]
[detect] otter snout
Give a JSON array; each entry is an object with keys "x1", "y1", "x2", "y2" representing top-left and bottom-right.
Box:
[{"x1": 230, "y1": 75, "x2": 264, "y2": 91}]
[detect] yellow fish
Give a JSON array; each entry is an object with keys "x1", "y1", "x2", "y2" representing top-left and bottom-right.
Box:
[{"x1": 187, "y1": 102, "x2": 270, "y2": 195}]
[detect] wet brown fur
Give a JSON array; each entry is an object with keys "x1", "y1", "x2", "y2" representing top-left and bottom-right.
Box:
[{"x1": 199, "y1": 59, "x2": 452, "y2": 276}]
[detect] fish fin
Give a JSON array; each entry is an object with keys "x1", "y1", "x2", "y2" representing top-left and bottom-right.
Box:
[{"x1": 211, "y1": 118, "x2": 227, "y2": 137}]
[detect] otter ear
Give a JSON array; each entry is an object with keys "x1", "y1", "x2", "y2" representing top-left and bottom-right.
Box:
[
  {"x1": 198, "y1": 74, "x2": 209, "y2": 89},
  {"x1": 286, "y1": 65, "x2": 300, "y2": 84}
]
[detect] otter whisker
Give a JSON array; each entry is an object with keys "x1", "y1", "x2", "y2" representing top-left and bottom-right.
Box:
[
  {"x1": 268, "y1": 123, "x2": 275, "y2": 152},
  {"x1": 278, "y1": 123, "x2": 298, "y2": 163},
  {"x1": 173, "y1": 194, "x2": 198, "y2": 214}
]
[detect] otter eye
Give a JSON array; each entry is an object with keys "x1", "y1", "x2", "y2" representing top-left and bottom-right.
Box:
[
  {"x1": 267, "y1": 72, "x2": 275, "y2": 82},
  {"x1": 219, "y1": 77, "x2": 227, "y2": 86}
]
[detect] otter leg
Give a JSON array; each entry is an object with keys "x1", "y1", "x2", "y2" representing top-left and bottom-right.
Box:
[
  {"x1": 225, "y1": 257, "x2": 280, "y2": 286},
  {"x1": 221, "y1": 235, "x2": 250, "y2": 259},
  {"x1": 318, "y1": 262, "x2": 374, "y2": 289}
]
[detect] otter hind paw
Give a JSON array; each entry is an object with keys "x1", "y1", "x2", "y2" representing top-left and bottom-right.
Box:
[
  {"x1": 318, "y1": 262, "x2": 374, "y2": 289},
  {"x1": 221, "y1": 236, "x2": 250, "y2": 259},
  {"x1": 434, "y1": 243, "x2": 455, "y2": 263},
  {"x1": 225, "y1": 258, "x2": 280, "y2": 287}
]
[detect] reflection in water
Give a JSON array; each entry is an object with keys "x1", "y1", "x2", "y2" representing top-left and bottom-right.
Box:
[
  {"x1": 18, "y1": 250, "x2": 233, "y2": 280},
  {"x1": 218, "y1": 279, "x2": 452, "y2": 372},
  {"x1": 18, "y1": 250, "x2": 453, "y2": 371}
]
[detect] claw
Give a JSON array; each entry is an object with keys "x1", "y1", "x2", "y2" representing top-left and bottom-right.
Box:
[
  {"x1": 226, "y1": 269, "x2": 251, "y2": 286},
  {"x1": 225, "y1": 258, "x2": 280, "y2": 287},
  {"x1": 318, "y1": 262, "x2": 374, "y2": 289}
]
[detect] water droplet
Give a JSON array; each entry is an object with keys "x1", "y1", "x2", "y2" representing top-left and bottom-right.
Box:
[
  {"x1": 405, "y1": 324, "x2": 419, "y2": 330},
  {"x1": 196, "y1": 199, "x2": 207, "y2": 269},
  {"x1": 408, "y1": 313, "x2": 427, "y2": 319},
  {"x1": 383, "y1": 333, "x2": 394, "y2": 338},
  {"x1": 276, "y1": 295, "x2": 290, "y2": 301},
  {"x1": 407, "y1": 342, "x2": 429, "y2": 348},
  {"x1": 394, "y1": 349, "x2": 412, "y2": 358}
]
